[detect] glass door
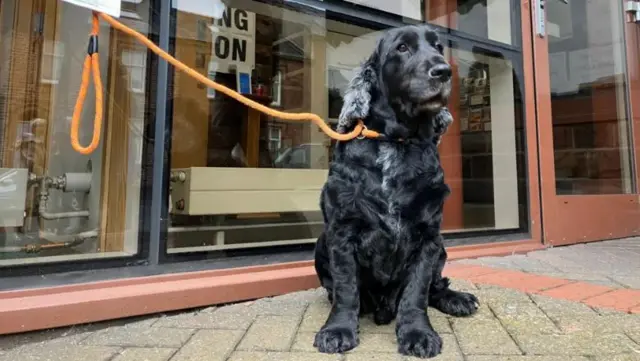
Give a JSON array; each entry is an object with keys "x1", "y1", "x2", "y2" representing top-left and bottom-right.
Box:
[{"x1": 533, "y1": 0, "x2": 640, "y2": 245}]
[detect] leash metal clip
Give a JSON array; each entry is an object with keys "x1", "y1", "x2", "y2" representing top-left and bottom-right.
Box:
[{"x1": 357, "y1": 125, "x2": 368, "y2": 140}]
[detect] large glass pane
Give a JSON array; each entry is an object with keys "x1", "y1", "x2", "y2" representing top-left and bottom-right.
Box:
[
  {"x1": 547, "y1": 0, "x2": 633, "y2": 195},
  {"x1": 451, "y1": 46, "x2": 527, "y2": 231},
  {"x1": 425, "y1": 0, "x2": 517, "y2": 46},
  {"x1": 0, "y1": 0, "x2": 151, "y2": 265},
  {"x1": 167, "y1": 0, "x2": 527, "y2": 255}
]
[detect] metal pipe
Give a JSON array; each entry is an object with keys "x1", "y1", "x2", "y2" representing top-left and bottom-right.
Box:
[
  {"x1": 38, "y1": 177, "x2": 90, "y2": 220},
  {"x1": 0, "y1": 229, "x2": 98, "y2": 254}
]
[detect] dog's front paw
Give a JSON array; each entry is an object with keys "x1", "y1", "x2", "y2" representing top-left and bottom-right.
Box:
[
  {"x1": 432, "y1": 289, "x2": 479, "y2": 317},
  {"x1": 397, "y1": 325, "x2": 442, "y2": 358},
  {"x1": 314, "y1": 326, "x2": 359, "y2": 354}
]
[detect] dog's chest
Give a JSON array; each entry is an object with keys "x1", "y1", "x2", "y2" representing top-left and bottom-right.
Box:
[{"x1": 375, "y1": 142, "x2": 444, "y2": 221}]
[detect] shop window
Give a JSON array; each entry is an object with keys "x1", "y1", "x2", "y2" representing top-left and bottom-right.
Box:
[
  {"x1": 166, "y1": 0, "x2": 527, "y2": 255},
  {"x1": 444, "y1": 45, "x2": 526, "y2": 231},
  {"x1": 0, "y1": 0, "x2": 151, "y2": 266},
  {"x1": 546, "y1": 0, "x2": 632, "y2": 195}
]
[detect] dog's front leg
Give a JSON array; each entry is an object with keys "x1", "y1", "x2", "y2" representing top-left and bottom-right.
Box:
[
  {"x1": 313, "y1": 237, "x2": 360, "y2": 354},
  {"x1": 396, "y1": 243, "x2": 442, "y2": 358}
]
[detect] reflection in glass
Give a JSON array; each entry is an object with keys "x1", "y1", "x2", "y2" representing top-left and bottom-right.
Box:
[
  {"x1": 426, "y1": 0, "x2": 516, "y2": 46},
  {"x1": 342, "y1": 0, "x2": 424, "y2": 21},
  {"x1": 0, "y1": 0, "x2": 150, "y2": 265},
  {"x1": 167, "y1": 0, "x2": 527, "y2": 255},
  {"x1": 452, "y1": 47, "x2": 526, "y2": 231},
  {"x1": 547, "y1": 0, "x2": 633, "y2": 195}
]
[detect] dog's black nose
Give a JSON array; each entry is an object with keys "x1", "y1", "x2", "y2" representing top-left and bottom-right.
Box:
[{"x1": 428, "y1": 64, "x2": 452, "y2": 81}]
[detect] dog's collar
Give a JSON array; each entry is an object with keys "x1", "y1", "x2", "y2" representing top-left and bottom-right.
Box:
[
  {"x1": 355, "y1": 121, "x2": 406, "y2": 143},
  {"x1": 355, "y1": 121, "x2": 440, "y2": 145}
]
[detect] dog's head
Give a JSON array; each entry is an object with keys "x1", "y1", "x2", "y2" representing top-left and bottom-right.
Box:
[{"x1": 338, "y1": 24, "x2": 453, "y2": 138}]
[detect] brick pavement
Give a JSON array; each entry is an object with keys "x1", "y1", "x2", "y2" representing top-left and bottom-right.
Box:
[
  {"x1": 453, "y1": 238, "x2": 640, "y2": 289},
  {"x1": 1, "y1": 278, "x2": 639, "y2": 361},
  {"x1": 1, "y1": 239, "x2": 638, "y2": 360}
]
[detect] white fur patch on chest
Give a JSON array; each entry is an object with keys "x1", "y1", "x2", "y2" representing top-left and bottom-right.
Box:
[
  {"x1": 375, "y1": 143, "x2": 408, "y2": 236},
  {"x1": 376, "y1": 143, "x2": 403, "y2": 193}
]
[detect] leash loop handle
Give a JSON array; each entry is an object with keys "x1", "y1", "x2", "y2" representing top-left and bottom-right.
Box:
[{"x1": 70, "y1": 12, "x2": 103, "y2": 155}]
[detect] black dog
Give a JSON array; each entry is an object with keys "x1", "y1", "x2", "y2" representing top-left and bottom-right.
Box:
[{"x1": 313, "y1": 24, "x2": 479, "y2": 358}]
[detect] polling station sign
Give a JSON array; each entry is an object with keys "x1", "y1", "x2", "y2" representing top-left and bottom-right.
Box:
[{"x1": 209, "y1": 7, "x2": 256, "y2": 75}]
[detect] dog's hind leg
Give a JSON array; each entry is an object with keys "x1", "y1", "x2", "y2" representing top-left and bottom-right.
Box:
[{"x1": 428, "y1": 239, "x2": 479, "y2": 317}]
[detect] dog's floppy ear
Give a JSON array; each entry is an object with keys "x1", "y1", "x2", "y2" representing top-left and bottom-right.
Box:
[
  {"x1": 337, "y1": 49, "x2": 379, "y2": 133},
  {"x1": 433, "y1": 107, "x2": 454, "y2": 146}
]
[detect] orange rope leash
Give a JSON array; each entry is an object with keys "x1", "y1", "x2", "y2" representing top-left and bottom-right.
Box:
[
  {"x1": 71, "y1": 13, "x2": 103, "y2": 155},
  {"x1": 70, "y1": 11, "x2": 380, "y2": 155}
]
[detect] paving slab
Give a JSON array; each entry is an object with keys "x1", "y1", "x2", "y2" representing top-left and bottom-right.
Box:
[
  {"x1": 471, "y1": 286, "x2": 537, "y2": 305},
  {"x1": 170, "y1": 329, "x2": 244, "y2": 361},
  {"x1": 593, "y1": 355, "x2": 640, "y2": 361},
  {"x1": 291, "y1": 331, "x2": 318, "y2": 352},
  {"x1": 227, "y1": 351, "x2": 341, "y2": 361},
  {"x1": 554, "y1": 314, "x2": 640, "y2": 334},
  {"x1": 0, "y1": 345, "x2": 120, "y2": 361},
  {"x1": 250, "y1": 297, "x2": 310, "y2": 317},
  {"x1": 0, "y1": 329, "x2": 92, "y2": 351},
  {"x1": 513, "y1": 332, "x2": 636, "y2": 356},
  {"x1": 154, "y1": 305, "x2": 257, "y2": 330},
  {"x1": 236, "y1": 316, "x2": 301, "y2": 351},
  {"x1": 448, "y1": 278, "x2": 478, "y2": 292},
  {"x1": 82, "y1": 327, "x2": 194, "y2": 348},
  {"x1": 153, "y1": 309, "x2": 255, "y2": 330},
  {"x1": 627, "y1": 331, "x2": 640, "y2": 344},
  {"x1": 609, "y1": 276, "x2": 640, "y2": 289},
  {"x1": 529, "y1": 294, "x2": 597, "y2": 320},
  {"x1": 452, "y1": 238, "x2": 640, "y2": 290},
  {"x1": 466, "y1": 357, "x2": 590, "y2": 361},
  {"x1": 110, "y1": 347, "x2": 176, "y2": 361},
  {"x1": 344, "y1": 353, "x2": 405, "y2": 361},
  {"x1": 489, "y1": 300, "x2": 559, "y2": 335},
  {"x1": 299, "y1": 301, "x2": 332, "y2": 332},
  {"x1": 450, "y1": 318, "x2": 522, "y2": 355}
]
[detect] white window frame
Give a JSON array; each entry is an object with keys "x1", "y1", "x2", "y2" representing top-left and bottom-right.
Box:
[
  {"x1": 121, "y1": 49, "x2": 147, "y2": 94},
  {"x1": 268, "y1": 126, "x2": 282, "y2": 151},
  {"x1": 270, "y1": 70, "x2": 283, "y2": 107}
]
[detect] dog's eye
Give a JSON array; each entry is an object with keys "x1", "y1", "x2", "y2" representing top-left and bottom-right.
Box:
[
  {"x1": 397, "y1": 44, "x2": 409, "y2": 53},
  {"x1": 435, "y1": 43, "x2": 444, "y2": 54}
]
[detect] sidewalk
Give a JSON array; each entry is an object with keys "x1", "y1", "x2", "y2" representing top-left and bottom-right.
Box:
[
  {"x1": 0, "y1": 239, "x2": 639, "y2": 361},
  {"x1": 453, "y1": 238, "x2": 640, "y2": 289}
]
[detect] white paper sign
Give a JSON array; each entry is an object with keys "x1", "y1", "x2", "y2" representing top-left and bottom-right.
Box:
[
  {"x1": 210, "y1": 7, "x2": 256, "y2": 74},
  {"x1": 62, "y1": 0, "x2": 121, "y2": 17},
  {"x1": 344, "y1": 0, "x2": 422, "y2": 20},
  {"x1": 172, "y1": 0, "x2": 226, "y2": 19}
]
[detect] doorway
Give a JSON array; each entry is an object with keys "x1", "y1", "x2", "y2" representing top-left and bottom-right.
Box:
[{"x1": 533, "y1": 0, "x2": 640, "y2": 245}]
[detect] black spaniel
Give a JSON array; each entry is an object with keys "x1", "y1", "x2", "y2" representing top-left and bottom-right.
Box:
[{"x1": 313, "y1": 24, "x2": 480, "y2": 358}]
